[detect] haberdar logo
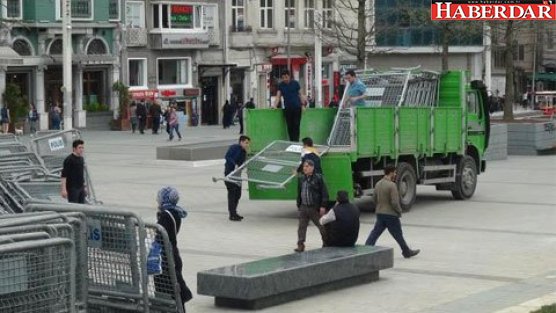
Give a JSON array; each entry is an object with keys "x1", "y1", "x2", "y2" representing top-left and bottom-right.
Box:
[{"x1": 431, "y1": 0, "x2": 556, "y2": 20}]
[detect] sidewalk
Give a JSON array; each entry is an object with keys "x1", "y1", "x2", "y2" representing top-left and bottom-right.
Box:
[{"x1": 78, "y1": 127, "x2": 556, "y2": 313}]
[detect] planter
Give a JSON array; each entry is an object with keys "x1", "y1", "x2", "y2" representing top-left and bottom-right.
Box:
[
  {"x1": 86, "y1": 111, "x2": 113, "y2": 131},
  {"x1": 505, "y1": 119, "x2": 556, "y2": 155},
  {"x1": 111, "y1": 117, "x2": 131, "y2": 131}
]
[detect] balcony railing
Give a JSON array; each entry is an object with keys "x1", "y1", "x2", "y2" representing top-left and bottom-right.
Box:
[{"x1": 126, "y1": 28, "x2": 148, "y2": 47}]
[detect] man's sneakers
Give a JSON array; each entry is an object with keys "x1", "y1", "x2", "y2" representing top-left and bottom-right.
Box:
[
  {"x1": 229, "y1": 214, "x2": 244, "y2": 221},
  {"x1": 403, "y1": 249, "x2": 420, "y2": 259}
]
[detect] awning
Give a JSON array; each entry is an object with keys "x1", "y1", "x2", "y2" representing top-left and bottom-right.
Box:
[
  {"x1": 0, "y1": 46, "x2": 23, "y2": 66},
  {"x1": 197, "y1": 63, "x2": 237, "y2": 68},
  {"x1": 197, "y1": 63, "x2": 237, "y2": 76},
  {"x1": 529, "y1": 72, "x2": 556, "y2": 82},
  {"x1": 270, "y1": 55, "x2": 307, "y2": 66}
]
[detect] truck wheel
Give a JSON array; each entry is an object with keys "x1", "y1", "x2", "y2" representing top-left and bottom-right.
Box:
[
  {"x1": 451, "y1": 155, "x2": 478, "y2": 200},
  {"x1": 396, "y1": 162, "x2": 417, "y2": 212}
]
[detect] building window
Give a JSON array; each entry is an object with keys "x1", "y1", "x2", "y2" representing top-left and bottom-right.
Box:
[
  {"x1": 152, "y1": 4, "x2": 203, "y2": 30},
  {"x1": 2, "y1": 0, "x2": 22, "y2": 19},
  {"x1": 126, "y1": 1, "x2": 145, "y2": 28},
  {"x1": 285, "y1": 0, "x2": 295, "y2": 29},
  {"x1": 513, "y1": 43, "x2": 525, "y2": 61},
  {"x1": 86, "y1": 38, "x2": 107, "y2": 55},
  {"x1": 57, "y1": 0, "x2": 93, "y2": 19},
  {"x1": 304, "y1": 0, "x2": 314, "y2": 29},
  {"x1": 232, "y1": 0, "x2": 245, "y2": 31},
  {"x1": 259, "y1": 0, "x2": 273, "y2": 29},
  {"x1": 49, "y1": 39, "x2": 63, "y2": 55},
  {"x1": 322, "y1": 0, "x2": 333, "y2": 29},
  {"x1": 158, "y1": 58, "x2": 191, "y2": 86},
  {"x1": 109, "y1": 0, "x2": 120, "y2": 20},
  {"x1": 12, "y1": 38, "x2": 32, "y2": 56},
  {"x1": 129, "y1": 58, "x2": 147, "y2": 88},
  {"x1": 493, "y1": 47, "x2": 505, "y2": 69}
]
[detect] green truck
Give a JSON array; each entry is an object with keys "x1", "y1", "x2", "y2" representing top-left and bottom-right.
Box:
[{"x1": 234, "y1": 69, "x2": 490, "y2": 211}]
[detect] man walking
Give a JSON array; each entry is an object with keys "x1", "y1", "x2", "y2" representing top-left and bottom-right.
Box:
[
  {"x1": 274, "y1": 71, "x2": 305, "y2": 142},
  {"x1": 224, "y1": 135, "x2": 251, "y2": 221},
  {"x1": 61, "y1": 139, "x2": 87, "y2": 204},
  {"x1": 365, "y1": 165, "x2": 420, "y2": 258},
  {"x1": 136, "y1": 100, "x2": 147, "y2": 134},
  {"x1": 319, "y1": 190, "x2": 360, "y2": 247},
  {"x1": 344, "y1": 70, "x2": 367, "y2": 107},
  {"x1": 295, "y1": 159, "x2": 328, "y2": 252},
  {"x1": 150, "y1": 101, "x2": 162, "y2": 134}
]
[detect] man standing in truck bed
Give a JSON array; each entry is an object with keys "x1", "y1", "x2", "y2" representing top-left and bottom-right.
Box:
[{"x1": 274, "y1": 70, "x2": 305, "y2": 142}]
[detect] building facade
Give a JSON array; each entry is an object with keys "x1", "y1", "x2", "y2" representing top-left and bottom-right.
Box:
[{"x1": 2, "y1": 0, "x2": 122, "y2": 129}]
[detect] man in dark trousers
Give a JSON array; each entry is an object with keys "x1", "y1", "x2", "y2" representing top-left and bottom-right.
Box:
[
  {"x1": 365, "y1": 165, "x2": 420, "y2": 258},
  {"x1": 61, "y1": 139, "x2": 87, "y2": 204},
  {"x1": 136, "y1": 100, "x2": 147, "y2": 134},
  {"x1": 319, "y1": 190, "x2": 360, "y2": 247},
  {"x1": 224, "y1": 135, "x2": 251, "y2": 221},
  {"x1": 295, "y1": 159, "x2": 328, "y2": 252},
  {"x1": 274, "y1": 70, "x2": 305, "y2": 142},
  {"x1": 150, "y1": 101, "x2": 162, "y2": 134}
]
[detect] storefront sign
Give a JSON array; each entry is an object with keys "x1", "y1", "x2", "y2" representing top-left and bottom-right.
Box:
[
  {"x1": 184, "y1": 88, "x2": 200, "y2": 97},
  {"x1": 160, "y1": 33, "x2": 210, "y2": 49},
  {"x1": 171, "y1": 5, "x2": 193, "y2": 28},
  {"x1": 130, "y1": 89, "x2": 158, "y2": 100},
  {"x1": 160, "y1": 89, "x2": 177, "y2": 97}
]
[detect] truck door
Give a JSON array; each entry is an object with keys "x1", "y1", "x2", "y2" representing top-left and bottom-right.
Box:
[{"x1": 466, "y1": 91, "x2": 486, "y2": 154}]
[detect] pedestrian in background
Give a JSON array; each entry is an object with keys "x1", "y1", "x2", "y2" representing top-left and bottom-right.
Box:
[
  {"x1": 167, "y1": 104, "x2": 182, "y2": 141},
  {"x1": 222, "y1": 100, "x2": 232, "y2": 129},
  {"x1": 365, "y1": 165, "x2": 420, "y2": 258},
  {"x1": 150, "y1": 101, "x2": 162, "y2": 135},
  {"x1": 319, "y1": 190, "x2": 360, "y2": 247},
  {"x1": 28, "y1": 104, "x2": 38, "y2": 135},
  {"x1": 295, "y1": 159, "x2": 328, "y2": 252},
  {"x1": 136, "y1": 100, "x2": 147, "y2": 134},
  {"x1": 61, "y1": 139, "x2": 86, "y2": 204},
  {"x1": 274, "y1": 70, "x2": 305, "y2": 142},
  {"x1": 130, "y1": 102, "x2": 138, "y2": 134},
  {"x1": 224, "y1": 135, "x2": 250, "y2": 221},
  {"x1": 237, "y1": 101, "x2": 245, "y2": 134},
  {"x1": 245, "y1": 97, "x2": 256, "y2": 109},
  {"x1": 0, "y1": 104, "x2": 9, "y2": 133},
  {"x1": 49, "y1": 103, "x2": 61, "y2": 130},
  {"x1": 154, "y1": 186, "x2": 193, "y2": 311}
]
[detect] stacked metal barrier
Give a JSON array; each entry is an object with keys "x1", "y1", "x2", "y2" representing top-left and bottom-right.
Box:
[{"x1": 0, "y1": 130, "x2": 184, "y2": 313}]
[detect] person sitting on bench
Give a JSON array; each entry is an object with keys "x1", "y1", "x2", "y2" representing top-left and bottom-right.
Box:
[{"x1": 319, "y1": 190, "x2": 360, "y2": 247}]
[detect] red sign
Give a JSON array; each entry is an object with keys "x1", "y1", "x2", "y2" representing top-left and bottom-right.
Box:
[
  {"x1": 184, "y1": 88, "x2": 200, "y2": 97},
  {"x1": 431, "y1": 1, "x2": 555, "y2": 20},
  {"x1": 160, "y1": 89, "x2": 177, "y2": 97},
  {"x1": 172, "y1": 5, "x2": 192, "y2": 14},
  {"x1": 130, "y1": 89, "x2": 158, "y2": 100}
]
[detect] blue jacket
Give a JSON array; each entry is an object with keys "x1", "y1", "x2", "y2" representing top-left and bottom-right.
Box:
[{"x1": 224, "y1": 144, "x2": 246, "y2": 176}]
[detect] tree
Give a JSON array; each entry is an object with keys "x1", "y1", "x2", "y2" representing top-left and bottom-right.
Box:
[{"x1": 3, "y1": 83, "x2": 28, "y2": 129}]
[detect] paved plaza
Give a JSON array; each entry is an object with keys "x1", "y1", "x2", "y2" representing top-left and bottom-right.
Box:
[{"x1": 80, "y1": 126, "x2": 556, "y2": 313}]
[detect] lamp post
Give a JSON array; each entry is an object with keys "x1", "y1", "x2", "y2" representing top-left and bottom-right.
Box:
[
  {"x1": 62, "y1": 0, "x2": 73, "y2": 129},
  {"x1": 286, "y1": 0, "x2": 291, "y2": 72},
  {"x1": 315, "y1": 0, "x2": 323, "y2": 108}
]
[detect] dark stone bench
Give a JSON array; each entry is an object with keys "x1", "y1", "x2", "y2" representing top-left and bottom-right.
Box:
[
  {"x1": 156, "y1": 140, "x2": 234, "y2": 161},
  {"x1": 197, "y1": 245, "x2": 393, "y2": 310}
]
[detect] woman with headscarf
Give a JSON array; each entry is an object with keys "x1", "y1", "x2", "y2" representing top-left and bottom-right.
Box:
[{"x1": 155, "y1": 186, "x2": 192, "y2": 311}]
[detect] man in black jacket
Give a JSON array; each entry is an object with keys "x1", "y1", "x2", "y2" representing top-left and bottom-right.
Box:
[
  {"x1": 136, "y1": 100, "x2": 147, "y2": 134},
  {"x1": 224, "y1": 135, "x2": 251, "y2": 221},
  {"x1": 295, "y1": 159, "x2": 328, "y2": 252},
  {"x1": 319, "y1": 190, "x2": 360, "y2": 247}
]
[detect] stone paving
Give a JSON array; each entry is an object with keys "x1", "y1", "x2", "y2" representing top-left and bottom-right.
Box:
[{"x1": 76, "y1": 126, "x2": 556, "y2": 313}]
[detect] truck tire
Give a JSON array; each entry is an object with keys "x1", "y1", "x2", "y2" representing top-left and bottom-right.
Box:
[
  {"x1": 395, "y1": 162, "x2": 417, "y2": 212},
  {"x1": 451, "y1": 155, "x2": 478, "y2": 200}
]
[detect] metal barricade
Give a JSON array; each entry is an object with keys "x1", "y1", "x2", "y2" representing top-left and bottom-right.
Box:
[
  {"x1": 0, "y1": 143, "x2": 29, "y2": 155},
  {"x1": 25, "y1": 202, "x2": 152, "y2": 313},
  {"x1": 0, "y1": 238, "x2": 76, "y2": 313},
  {"x1": 0, "y1": 133, "x2": 20, "y2": 145}
]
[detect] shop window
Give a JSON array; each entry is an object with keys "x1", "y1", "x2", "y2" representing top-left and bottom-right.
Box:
[
  {"x1": 12, "y1": 38, "x2": 33, "y2": 56},
  {"x1": 152, "y1": 3, "x2": 203, "y2": 30},
  {"x1": 129, "y1": 58, "x2": 147, "y2": 88},
  {"x1": 285, "y1": 0, "x2": 295, "y2": 29},
  {"x1": 158, "y1": 58, "x2": 191, "y2": 86},
  {"x1": 260, "y1": 0, "x2": 273, "y2": 29},
  {"x1": 232, "y1": 0, "x2": 245, "y2": 31},
  {"x1": 109, "y1": 0, "x2": 120, "y2": 20},
  {"x1": 304, "y1": 0, "x2": 314, "y2": 29},
  {"x1": 86, "y1": 38, "x2": 107, "y2": 55},
  {"x1": 126, "y1": 1, "x2": 145, "y2": 28},
  {"x1": 2, "y1": 0, "x2": 22, "y2": 19}
]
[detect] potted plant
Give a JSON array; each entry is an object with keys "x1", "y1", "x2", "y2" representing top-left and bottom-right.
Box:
[
  {"x1": 111, "y1": 81, "x2": 131, "y2": 131},
  {"x1": 3, "y1": 83, "x2": 28, "y2": 133}
]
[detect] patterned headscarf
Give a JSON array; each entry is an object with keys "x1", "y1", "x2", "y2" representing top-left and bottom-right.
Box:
[{"x1": 157, "y1": 186, "x2": 187, "y2": 218}]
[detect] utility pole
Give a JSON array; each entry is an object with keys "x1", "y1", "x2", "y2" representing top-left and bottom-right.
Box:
[
  {"x1": 315, "y1": 0, "x2": 323, "y2": 108},
  {"x1": 62, "y1": 0, "x2": 73, "y2": 129}
]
